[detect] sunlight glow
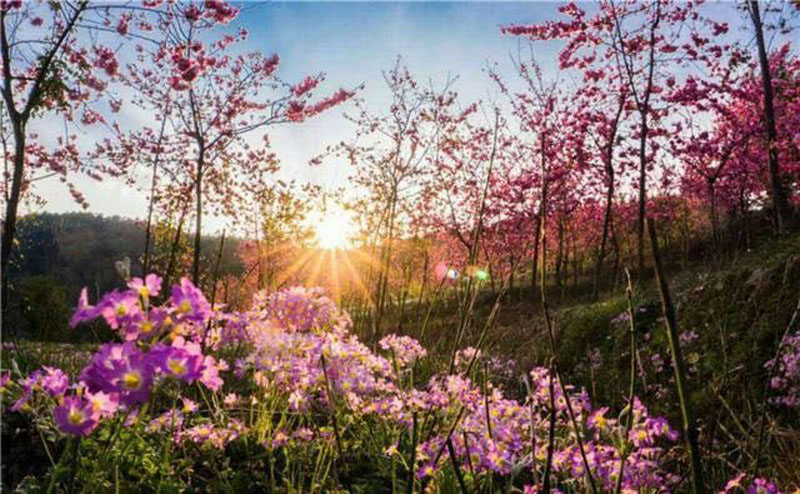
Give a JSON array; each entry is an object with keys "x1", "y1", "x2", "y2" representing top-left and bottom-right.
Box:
[{"x1": 314, "y1": 207, "x2": 354, "y2": 250}]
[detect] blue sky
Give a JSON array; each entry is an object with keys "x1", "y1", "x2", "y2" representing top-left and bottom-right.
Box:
[{"x1": 30, "y1": 1, "x2": 753, "y2": 233}]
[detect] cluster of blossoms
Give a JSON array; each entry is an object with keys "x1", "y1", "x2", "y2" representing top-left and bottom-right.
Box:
[
  {"x1": 720, "y1": 473, "x2": 782, "y2": 494},
  {"x1": 379, "y1": 334, "x2": 427, "y2": 369},
  {"x1": 765, "y1": 330, "x2": 800, "y2": 408},
  {"x1": 240, "y1": 308, "x2": 397, "y2": 413},
  {"x1": 2, "y1": 279, "x2": 794, "y2": 492},
  {"x1": 252, "y1": 286, "x2": 340, "y2": 332},
  {"x1": 9, "y1": 275, "x2": 225, "y2": 437},
  {"x1": 286, "y1": 88, "x2": 355, "y2": 122},
  {"x1": 387, "y1": 367, "x2": 679, "y2": 492}
]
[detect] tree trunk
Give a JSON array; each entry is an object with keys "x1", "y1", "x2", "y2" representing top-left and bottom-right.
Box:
[
  {"x1": 555, "y1": 214, "x2": 564, "y2": 289},
  {"x1": 142, "y1": 111, "x2": 169, "y2": 276},
  {"x1": 192, "y1": 147, "x2": 205, "y2": 285},
  {"x1": 1, "y1": 120, "x2": 25, "y2": 276},
  {"x1": 708, "y1": 179, "x2": 719, "y2": 247},
  {"x1": 593, "y1": 164, "x2": 615, "y2": 298},
  {"x1": 375, "y1": 193, "x2": 397, "y2": 339},
  {"x1": 415, "y1": 251, "x2": 429, "y2": 323},
  {"x1": 748, "y1": 0, "x2": 787, "y2": 232},
  {"x1": 636, "y1": 0, "x2": 661, "y2": 279},
  {"x1": 1, "y1": 2, "x2": 86, "y2": 286},
  {"x1": 610, "y1": 222, "x2": 622, "y2": 289},
  {"x1": 531, "y1": 214, "x2": 541, "y2": 292},
  {"x1": 572, "y1": 229, "x2": 578, "y2": 292},
  {"x1": 164, "y1": 207, "x2": 187, "y2": 293}
]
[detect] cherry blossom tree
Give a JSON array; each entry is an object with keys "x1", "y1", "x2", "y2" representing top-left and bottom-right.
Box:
[
  {"x1": 0, "y1": 1, "x2": 163, "y2": 292},
  {"x1": 333, "y1": 61, "x2": 451, "y2": 338},
  {"x1": 743, "y1": 0, "x2": 798, "y2": 231},
  {"x1": 124, "y1": 2, "x2": 355, "y2": 284}
]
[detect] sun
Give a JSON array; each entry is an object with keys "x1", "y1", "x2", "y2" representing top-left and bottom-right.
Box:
[{"x1": 314, "y1": 206, "x2": 354, "y2": 250}]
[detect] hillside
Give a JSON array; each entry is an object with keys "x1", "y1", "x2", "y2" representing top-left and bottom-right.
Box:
[{"x1": 395, "y1": 229, "x2": 800, "y2": 487}]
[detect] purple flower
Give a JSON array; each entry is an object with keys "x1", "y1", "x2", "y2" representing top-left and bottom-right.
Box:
[
  {"x1": 171, "y1": 337, "x2": 225, "y2": 391},
  {"x1": 255, "y1": 286, "x2": 337, "y2": 332},
  {"x1": 181, "y1": 397, "x2": 199, "y2": 413},
  {"x1": 70, "y1": 287, "x2": 98, "y2": 328},
  {"x1": 97, "y1": 290, "x2": 143, "y2": 332},
  {"x1": 40, "y1": 367, "x2": 69, "y2": 397},
  {"x1": 379, "y1": 335, "x2": 427, "y2": 368},
  {"x1": 416, "y1": 463, "x2": 438, "y2": 480},
  {"x1": 646, "y1": 416, "x2": 680, "y2": 442},
  {"x1": 137, "y1": 307, "x2": 170, "y2": 341},
  {"x1": 80, "y1": 342, "x2": 153, "y2": 406},
  {"x1": 85, "y1": 390, "x2": 119, "y2": 418},
  {"x1": 721, "y1": 473, "x2": 747, "y2": 494},
  {"x1": 170, "y1": 278, "x2": 211, "y2": 323},
  {"x1": 54, "y1": 395, "x2": 99, "y2": 436},
  {"x1": 148, "y1": 344, "x2": 204, "y2": 383},
  {"x1": 10, "y1": 370, "x2": 42, "y2": 411},
  {"x1": 748, "y1": 479, "x2": 779, "y2": 494},
  {"x1": 128, "y1": 274, "x2": 162, "y2": 298}
]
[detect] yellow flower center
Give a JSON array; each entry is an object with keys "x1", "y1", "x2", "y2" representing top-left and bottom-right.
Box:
[
  {"x1": 168, "y1": 359, "x2": 187, "y2": 376},
  {"x1": 179, "y1": 300, "x2": 192, "y2": 313},
  {"x1": 122, "y1": 372, "x2": 141, "y2": 390},
  {"x1": 68, "y1": 410, "x2": 84, "y2": 426},
  {"x1": 115, "y1": 303, "x2": 128, "y2": 316},
  {"x1": 141, "y1": 321, "x2": 154, "y2": 333},
  {"x1": 139, "y1": 286, "x2": 149, "y2": 297}
]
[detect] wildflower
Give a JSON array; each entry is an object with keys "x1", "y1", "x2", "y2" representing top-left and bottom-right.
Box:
[
  {"x1": 271, "y1": 430, "x2": 289, "y2": 448},
  {"x1": 417, "y1": 463, "x2": 437, "y2": 479},
  {"x1": 97, "y1": 290, "x2": 142, "y2": 330},
  {"x1": 128, "y1": 273, "x2": 162, "y2": 299},
  {"x1": 147, "y1": 409, "x2": 184, "y2": 436},
  {"x1": 379, "y1": 335, "x2": 427, "y2": 368},
  {"x1": 148, "y1": 344, "x2": 204, "y2": 383},
  {"x1": 70, "y1": 287, "x2": 98, "y2": 328},
  {"x1": 223, "y1": 393, "x2": 238, "y2": 407},
  {"x1": 40, "y1": 367, "x2": 69, "y2": 397},
  {"x1": 749, "y1": 479, "x2": 779, "y2": 494},
  {"x1": 54, "y1": 395, "x2": 99, "y2": 436},
  {"x1": 80, "y1": 342, "x2": 153, "y2": 406},
  {"x1": 255, "y1": 287, "x2": 338, "y2": 332},
  {"x1": 766, "y1": 331, "x2": 800, "y2": 408},
  {"x1": 11, "y1": 370, "x2": 43, "y2": 411},
  {"x1": 200, "y1": 355, "x2": 225, "y2": 391},
  {"x1": 288, "y1": 390, "x2": 308, "y2": 411},
  {"x1": 293, "y1": 428, "x2": 314, "y2": 441},
  {"x1": 181, "y1": 397, "x2": 199, "y2": 413},
  {"x1": 138, "y1": 307, "x2": 170, "y2": 340},
  {"x1": 722, "y1": 473, "x2": 746, "y2": 493},
  {"x1": 170, "y1": 278, "x2": 212, "y2": 323},
  {"x1": 85, "y1": 390, "x2": 119, "y2": 418},
  {"x1": 587, "y1": 407, "x2": 610, "y2": 432},
  {"x1": 170, "y1": 337, "x2": 224, "y2": 390}
]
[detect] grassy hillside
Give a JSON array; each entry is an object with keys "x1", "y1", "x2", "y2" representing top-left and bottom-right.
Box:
[{"x1": 395, "y1": 230, "x2": 800, "y2": 487}]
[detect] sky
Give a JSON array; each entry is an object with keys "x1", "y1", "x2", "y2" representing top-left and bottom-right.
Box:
[{"x1": 26, "y1": 1, "x2": 756, "y2": 235}]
